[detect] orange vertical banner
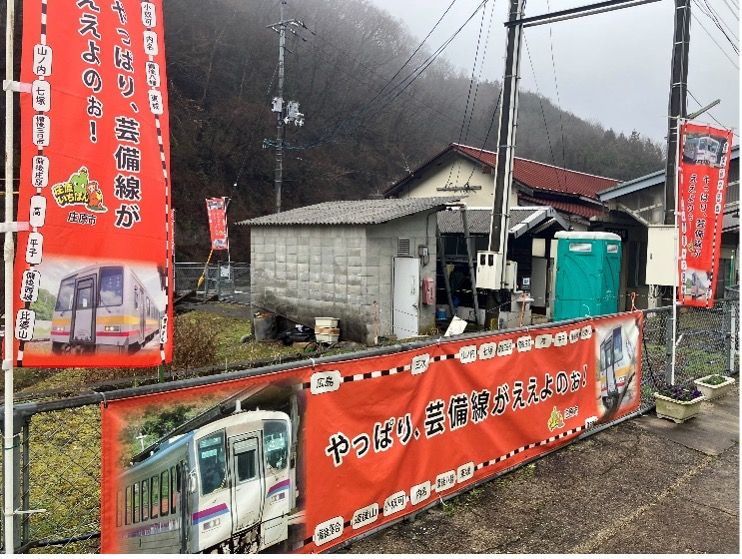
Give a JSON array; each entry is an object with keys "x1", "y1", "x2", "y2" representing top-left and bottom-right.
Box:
[
  {"x1": 677, "y1": 122, "x2": 733, "y2": 308},
  {"x1": 15, "y1": 0, "x2": 173, "y2": 367}
]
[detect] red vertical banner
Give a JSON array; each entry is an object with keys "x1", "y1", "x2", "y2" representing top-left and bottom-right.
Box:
[
  {"x1": 677, "y1": 122, "x2": 733, "y2": 308},
  {"x1": 206, "y1": 197, "x2": 229, "y2": 250},
  {"x1": 14, "y1": 0, "x2": 173, "y2": 367}
]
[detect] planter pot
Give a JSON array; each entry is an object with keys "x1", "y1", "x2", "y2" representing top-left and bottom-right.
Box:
[
  {"x1": 654, "y1": 393, "x2": 705, "y2": 423},
  {"x1": 694, "y1": 375, "x2": 736, "y2": 401}
]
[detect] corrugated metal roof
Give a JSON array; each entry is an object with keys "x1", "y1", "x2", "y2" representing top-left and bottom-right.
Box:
[
  {"x1": 436, "y1": 206, "x2": 569, "y2": 237},
  {"x1": 437, "y1": 207, "x2": 542, "y2": 235},
  {"x1": 238, "y1": 197, "x2": 460, "y2": 227},
  {"x1": 519, "y1": 193, "x2": 607, "y2": 220}
]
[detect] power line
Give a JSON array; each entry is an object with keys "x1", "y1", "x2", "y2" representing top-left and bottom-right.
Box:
[
  {"x1": 545, "y1": 0, "x2": 568, "y2": 174},
  {"x1": 289, "y1": 0, "x2": 491, "y2": 150},
  {"x1": 365, "y1": 0, "x2": 460, "y2": 113},
  {"x1": 522, "y1": 33, "x2": 563, "y2": 190},
  {"x1": 687, "y1": 89, "x2": 739, "y2": 137},
  {"x1": 451, "y1": 0, "x2": 496, "y2": 187},
  {"x1": 364, "y1": 0, "x2": 491, "y2": 125},
  {"x1": 692, "y1": 0, "x2": 739, "y2": 52},
  {"x1": 721, "y1": 0, "x2": 739, "y2": 18},
  {"x1": 701, "y1": 0, "x2": 739, "y2": 41},
  {"x1": 689, "y1": 8, "x2": 740, "y2": 68},
  {"x1": 462, "y1": 88, "x2": 503, "y2": 186}
]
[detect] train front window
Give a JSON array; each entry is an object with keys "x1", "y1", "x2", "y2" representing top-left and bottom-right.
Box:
[
  {"x1": 613, "y1": 329, "x2": 623, "y2": 363},
  {"x1": 198, "y1": 431, "x2": 227, "y2": 495},
  {"x1": 234, "y1": 438, "x2": 258, "y2": 482},
  {"x1": 99, "y1": 267, "x2": 124, "y2": 307},
  {"x1": 263, "y1": 420, "x2": 289, "y2": 472},
  {"x1": 55, "y1": 279, "x2": 75, "y2": 312}
]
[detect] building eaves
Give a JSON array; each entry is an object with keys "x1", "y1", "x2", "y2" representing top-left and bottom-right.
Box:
[{"x1": 238, "y1": 197, "x2": 461, "y2": 227}]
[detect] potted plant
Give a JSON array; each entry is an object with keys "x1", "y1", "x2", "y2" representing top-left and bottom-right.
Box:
[
  {"x1": 694, "y1": 374, "x2": 736, "y2": 401},
  {"x1": 654, "y1": 383, "x2": 704, "y2": 423}
]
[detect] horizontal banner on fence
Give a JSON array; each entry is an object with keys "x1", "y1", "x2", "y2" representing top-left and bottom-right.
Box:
[{"x1": 100, "y1": 312, "x2": 642, "y2": 553}]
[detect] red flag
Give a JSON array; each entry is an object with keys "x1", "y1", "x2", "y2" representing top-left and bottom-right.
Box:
[
  {"x1": 206, "y1": 197, "x2": 229, "y2": 250},
  {"x1": 677, "y1": 122, "x2": 733, "y2": 307},
  {"x1": 14, "y1": 0, "x2": 173, "y2": 367}
]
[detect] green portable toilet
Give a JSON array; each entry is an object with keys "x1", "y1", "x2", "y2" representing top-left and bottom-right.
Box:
[{"x1": 553, "y1": 231, "x2": 622, "y2": 320}]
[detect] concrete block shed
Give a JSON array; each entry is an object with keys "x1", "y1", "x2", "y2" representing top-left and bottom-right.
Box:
[{"x1": 239, "y1": 198, "x2": 459, "y2": 345}]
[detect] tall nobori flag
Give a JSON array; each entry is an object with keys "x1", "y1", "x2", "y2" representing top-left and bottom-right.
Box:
[
  {"x1": 14, "y1": 1, "x2": 174, "y2": 367},
  {"x1": 677, "y1": 122, "x2": 733, "y2": 308},
  {"x1": 206, "y1": 197, "x2": 229, "y2": 250}
]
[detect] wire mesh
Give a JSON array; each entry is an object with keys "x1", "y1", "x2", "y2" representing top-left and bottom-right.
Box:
[
  {"x1": 1, "y1": 299, "x2": 736, "y2": 553},
  {"x1": 174, "y1": 262, "x2": 250, "y2": 304}
]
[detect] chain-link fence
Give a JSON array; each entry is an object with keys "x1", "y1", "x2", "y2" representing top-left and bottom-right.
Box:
[
  {"x1": 174, "y1": 261, "x2": 250, "y2": 304},
  {"x1": 1, "y1": 298, "x2": 737, "y2": 553}
]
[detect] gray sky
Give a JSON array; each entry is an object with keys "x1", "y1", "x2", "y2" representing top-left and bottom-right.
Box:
[{"x1": 367, "y1": 0, "x2": 740, "y2": 144}]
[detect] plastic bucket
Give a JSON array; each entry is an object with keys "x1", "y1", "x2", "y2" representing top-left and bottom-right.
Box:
[{"x1": 315, "y1": 317, "x2": 340, "y2": 343}]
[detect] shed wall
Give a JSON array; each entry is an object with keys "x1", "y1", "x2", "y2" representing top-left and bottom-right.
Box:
[{"x1": 250, "y1": 224, "x2": 373, "y2": 342}]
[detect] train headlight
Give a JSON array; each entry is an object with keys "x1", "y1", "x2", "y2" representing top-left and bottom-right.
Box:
[
  {"x1": 53, "y1": 326, "x2": 65, "y2": 332},
  {"x1": 104, "y1": 325, "x2": 121, "y2": 332},
  {"x1": 202, "y1": 518, "x2": 221, "y2": 531}
]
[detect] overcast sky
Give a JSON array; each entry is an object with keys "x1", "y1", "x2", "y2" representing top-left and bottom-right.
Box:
[{"x1": 367, "y1": 0, "x2": 740, "y2": 144}]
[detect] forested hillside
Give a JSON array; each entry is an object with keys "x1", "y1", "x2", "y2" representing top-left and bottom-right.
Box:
[{"x1": 2, "y1": 0, "x2": 665, "y2": 259}]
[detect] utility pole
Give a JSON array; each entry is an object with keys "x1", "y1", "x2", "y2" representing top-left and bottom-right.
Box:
[
  {"x1": 477, "y1": 0, "x2": 525, "y2": 295},
  {"x1": 488, "y1": 0, "x2": 525, "y2": 260},
  {"x1": 664, "y1": 0, "x2": 690, "y2": 225},
  {"x1": 267, "y1": 1, "x2": 306, "y2": 214},
  {"x1": 275, "y1": 0, "x2": 286, "y2": 214}
]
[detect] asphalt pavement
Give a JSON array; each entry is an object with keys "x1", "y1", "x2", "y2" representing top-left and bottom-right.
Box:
[{"x1": 345, "y1": 387, "x2": 739, "y2": 554}]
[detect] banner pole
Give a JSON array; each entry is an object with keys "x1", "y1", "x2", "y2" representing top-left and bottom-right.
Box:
[
  {"x1": 3, "y1": 0, "x2": 17, "y2": 553},
  {"x1": 671, "y1": 119, "x2": 684, "y2": 385}
]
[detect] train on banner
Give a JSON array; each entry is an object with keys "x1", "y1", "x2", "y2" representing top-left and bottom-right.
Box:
[
  {"x1": 13, "y1": 0, "x2": 173, "y2": 367},
  {"x1": 677, "y1": 121, "x2": 733, "y2": 308},
  {"x1": 101, "y1": 312, "x2": 642, "y2": 553}
]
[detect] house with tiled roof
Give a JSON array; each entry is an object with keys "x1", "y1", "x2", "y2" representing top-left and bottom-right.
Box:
[
  {"x1": 384, "y1": 143, "x2": 617, "y2": 224},
  {"x1": 384, "y1": 143, "x2": 624, "y2": 315}
]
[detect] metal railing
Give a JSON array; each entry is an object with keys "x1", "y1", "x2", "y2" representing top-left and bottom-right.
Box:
[
  {"x1": 1, "y1": 298, "x2": 737, "y2": 553},
  {"x1": 173, "y1": 261, "x2": 250, "y2": 304}
]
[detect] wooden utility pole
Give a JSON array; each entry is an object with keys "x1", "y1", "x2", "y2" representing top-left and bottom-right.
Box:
[{"x1": 664, "y1": 0, "x2": 691, "y2": 225}]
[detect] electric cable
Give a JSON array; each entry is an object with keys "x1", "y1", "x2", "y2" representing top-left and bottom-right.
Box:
[
  {"x1": 523, "y1": 33, "x2": 563, "y2": 190},
  {"x1": 449, "y1": 0, "x2": 496, "y2": 187},
  {"x1": 689, "y1": 9, "x2": 740, "y2": 68},
  {"x1": 545, "y1": 0, "x2": 569, "y2": 175}
]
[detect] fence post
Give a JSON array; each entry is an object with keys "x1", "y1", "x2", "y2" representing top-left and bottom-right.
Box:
[
  {"x1": 20, "y1": 415, "x2": 29, "y2": 547},
  {"x1": 664, "y1": 311, "x2": 674, "y2": 383},
  {"x1": 722, "y1": 292, "x2": 731, "y2": 375}
]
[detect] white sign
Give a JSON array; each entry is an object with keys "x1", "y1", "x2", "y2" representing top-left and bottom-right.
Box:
[
  {"x1": 435, "y1": 470, "x2": 456, "y2": 493},
  {"x1": 310, "y1": 371, "x2": 342, "y2": 395},
  {"x1": 29, "y1": 195, "x2": 47, "y2": 228},
  {"x1": 313, "y1": 516, "x2": 344, "y2": 546},
  {"x1": 409, "y1": 481, "x2": 431, "y2": 506},
  {"x1": 351, "y1": 503, "x2": 379, "y2": 530}
]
